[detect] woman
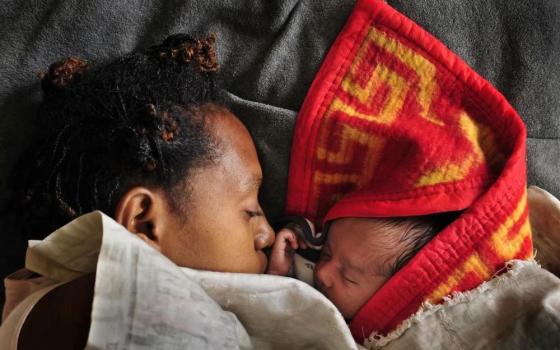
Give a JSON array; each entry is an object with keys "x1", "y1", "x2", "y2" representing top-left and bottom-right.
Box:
[
  {"x1": 14, "y1": 33, "x2": 275, "y2": 272},
  {"x1": 7, "y1": 32, "x2": 270, "y2": 345},
  {"x1": 0, "y1": 33, "x2": 357, "y2": 349}
]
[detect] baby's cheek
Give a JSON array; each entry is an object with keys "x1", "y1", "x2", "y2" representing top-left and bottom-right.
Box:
[
  {"x1": 348, "y1": 279, "x2": 388, "y2": 317},
  {"x1": 340, "y1": 290, "x2": 366, "y2": 319}
]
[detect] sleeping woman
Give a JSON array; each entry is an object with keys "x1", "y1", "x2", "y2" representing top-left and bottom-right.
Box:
[
  {"x1": 13, "y1": 33, "x2": 275, "y2": 273},
  {"x1": 0, "y1": 34, "x2": 355, "y2": 349}
]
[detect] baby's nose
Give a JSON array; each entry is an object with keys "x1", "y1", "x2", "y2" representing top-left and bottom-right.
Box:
[
  {"x1": 314, "y1": 265, "x2": 333, "y2": 290},
  {"x1": 254, "y1": 217, "x2": 274, "y2": 250}
]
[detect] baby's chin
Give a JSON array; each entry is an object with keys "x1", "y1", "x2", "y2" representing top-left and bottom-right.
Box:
[
  {"x1": 340, "y1": 307, "x2": 358, "y2": 321},
  {"x1": 340, "y1": 298, "x2": 375, "y2": 322},
  {"x1": 326, "y1": 294, "x2": 364, "y2": 320}
]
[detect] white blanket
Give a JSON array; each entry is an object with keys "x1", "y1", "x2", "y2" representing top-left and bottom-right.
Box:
[
  {"x1": 12, "y1": 207, "x2": 560, "y2": 349},
  {"x1": 24, "y1": 211, "x2": 358, "y2": 350}
]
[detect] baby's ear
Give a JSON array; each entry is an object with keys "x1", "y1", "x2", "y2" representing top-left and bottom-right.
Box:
[{"x1": 38, "y1": 57, "x2": 88, "y2": 92}]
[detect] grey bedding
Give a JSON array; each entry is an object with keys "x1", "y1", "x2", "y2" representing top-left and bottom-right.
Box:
[{"x1": 0, "y1": 0, "x2": 558, "y2": 310}]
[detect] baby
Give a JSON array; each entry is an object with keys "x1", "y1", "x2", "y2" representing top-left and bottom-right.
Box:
[{"x1": 267, "y1": 215, "x2": 453, "y2": 319}]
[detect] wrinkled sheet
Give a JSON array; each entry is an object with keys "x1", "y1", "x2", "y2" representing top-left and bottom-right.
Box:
[
  {"x1": 365, "y1": 260, "x2": 560, "y2": 350},
  {"x1": 528, "y1": 186, "x2": 560, "y2": 275},
  {"x1": 23, "y1": 211, "x2": 357, "y2": 350}
]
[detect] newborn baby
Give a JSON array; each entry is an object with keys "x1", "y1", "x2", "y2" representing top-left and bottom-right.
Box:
[{"x1": 267, "y1": 215, "x2": 452, "y2": 319}]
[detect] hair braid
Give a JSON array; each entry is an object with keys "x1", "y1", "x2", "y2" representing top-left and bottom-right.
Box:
[{"x1": 13, "y1": 33, "x2": 226, "y2": 239}]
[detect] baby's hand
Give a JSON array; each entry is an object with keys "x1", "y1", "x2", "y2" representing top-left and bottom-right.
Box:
[{"x1": 266, "y1": 228, "x2": 307, "y2": 276}]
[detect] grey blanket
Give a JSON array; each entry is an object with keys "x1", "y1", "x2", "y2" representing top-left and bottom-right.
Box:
[
  {"x1": 0, "y1": 0, "x2": 559, "y2": 309},
  {"x1": 371, "y1": 260, "x2": 560, "y2": 350}
]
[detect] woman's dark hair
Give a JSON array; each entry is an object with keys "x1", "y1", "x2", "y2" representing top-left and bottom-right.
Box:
[{"x1": 14, "y1": 33, "x2": 226, "y2": 239}]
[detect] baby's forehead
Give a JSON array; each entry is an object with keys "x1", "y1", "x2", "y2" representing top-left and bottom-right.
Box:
[
  {"x1": 327, "y1": 217, "x2": 410, "y2": 274},
  {"x1": 330, "y1": 217, "x2": 408, "y2": 241}
]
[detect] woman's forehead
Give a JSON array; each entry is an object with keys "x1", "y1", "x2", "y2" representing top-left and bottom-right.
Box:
[
  {"x1": 209, "y1": 110, "x2": 259, "y2": 158},
  {"x1": 187, "y1": 109, "x2": 262, "y2": 195}
]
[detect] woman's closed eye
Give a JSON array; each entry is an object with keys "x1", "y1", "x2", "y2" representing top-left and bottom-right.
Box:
[{"x1": 245, "y1": 209, "x2": 263, "y2": 219}]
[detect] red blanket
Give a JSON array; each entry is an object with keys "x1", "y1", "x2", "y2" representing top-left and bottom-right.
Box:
[{"x1": 286, "y1": 0, "x2": 532, "y2": 343}]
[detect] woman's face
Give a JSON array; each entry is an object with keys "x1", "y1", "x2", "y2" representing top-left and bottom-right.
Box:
[{"x1": 159, "y1": 109, "x2": 275, "y2": 274}]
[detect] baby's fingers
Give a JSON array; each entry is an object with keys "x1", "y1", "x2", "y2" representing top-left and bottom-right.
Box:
[
  {"x1": 286, "y1": 230, "x2": 300, "y2": 251},
  {"x1": 277, "y1": 228, "x2": 298, "y2": 251}
]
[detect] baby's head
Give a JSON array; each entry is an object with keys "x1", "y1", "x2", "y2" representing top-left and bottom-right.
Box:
[{"x1": 314, "y1": 216, "x2": 446, "y2": 319}]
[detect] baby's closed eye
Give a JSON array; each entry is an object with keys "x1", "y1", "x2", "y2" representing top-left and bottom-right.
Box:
[{"x1": 343, "y1": 275, "x2": 359, "y2": 285}]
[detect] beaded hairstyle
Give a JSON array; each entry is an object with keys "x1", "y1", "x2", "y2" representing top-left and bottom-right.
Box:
[{"x1": 14, "y1": 33, "x2": 227, "y2": 239}]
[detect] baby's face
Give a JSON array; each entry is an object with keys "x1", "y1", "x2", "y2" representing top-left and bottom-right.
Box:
[{"x1": 313, "y1": 218, "x2": 403, "y2": 319}]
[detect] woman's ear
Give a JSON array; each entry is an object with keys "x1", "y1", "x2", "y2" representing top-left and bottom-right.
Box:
[{"x1": 114, "y1": 187, "x2": 168, "y2": 251}]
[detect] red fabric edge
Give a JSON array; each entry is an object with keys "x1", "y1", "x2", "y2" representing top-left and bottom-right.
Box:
[{"x1": 286, "y1": 0, "x2": 374, "y2": 216}]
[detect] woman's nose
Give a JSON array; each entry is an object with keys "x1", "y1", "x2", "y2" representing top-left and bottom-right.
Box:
[{"x1": 254, "y1": 217, "x2": 275, "y2": 250}]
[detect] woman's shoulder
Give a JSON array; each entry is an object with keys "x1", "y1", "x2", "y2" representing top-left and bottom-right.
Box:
[{"x1": 0, "y1": 273, "x2": 94, "y2": 350}]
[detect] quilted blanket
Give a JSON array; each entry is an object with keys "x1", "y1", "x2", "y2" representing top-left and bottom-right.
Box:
[{"x1": 286, "y1": 0, "x2": 532, "y2": 342}]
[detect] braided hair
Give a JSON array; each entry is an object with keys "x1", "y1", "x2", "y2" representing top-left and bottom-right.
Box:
[{"x1": 14, "y1": 33, "x2": 226, "y2": 239}]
